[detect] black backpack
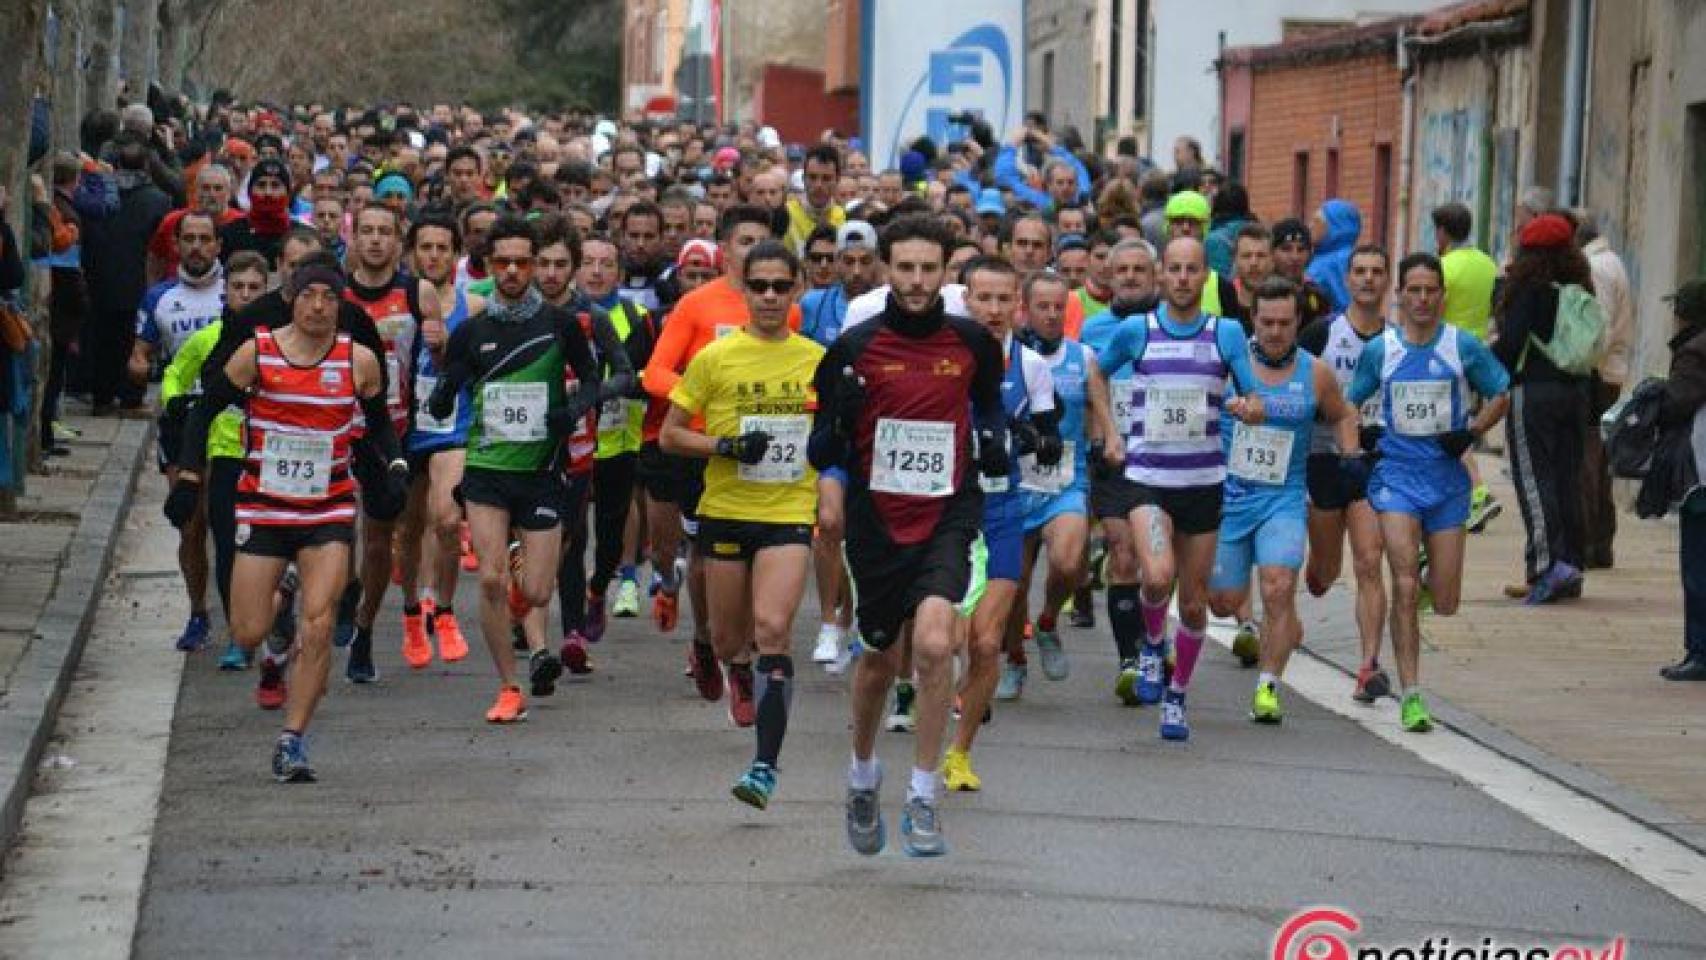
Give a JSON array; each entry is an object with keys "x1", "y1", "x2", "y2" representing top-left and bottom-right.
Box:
[{"x1": 1602, "y1": 377, "x2": 1668, "y2": 479}]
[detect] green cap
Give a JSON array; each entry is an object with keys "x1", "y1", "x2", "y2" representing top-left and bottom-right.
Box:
[
  {"x1": 1164, "y1": 190, "x2": 1211, "y2": 224},
  {"x1": 1666, "y1": 279, "x2": 1706, "y2": 325}
]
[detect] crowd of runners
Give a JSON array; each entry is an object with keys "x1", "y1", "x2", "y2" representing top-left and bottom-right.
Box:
[{"x1": 43, "y1": 96, "x2": 1637, "y2": 861}]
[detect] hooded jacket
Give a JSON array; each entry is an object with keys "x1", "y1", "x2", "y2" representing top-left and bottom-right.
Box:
[{"x1": 1304, "y1": 199, "x2": 1362, "y2": 313}]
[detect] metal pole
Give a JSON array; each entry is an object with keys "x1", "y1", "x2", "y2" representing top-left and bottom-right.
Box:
[{"x1": 1557, "y1": 0, "x2": 1591, "y2": 205}]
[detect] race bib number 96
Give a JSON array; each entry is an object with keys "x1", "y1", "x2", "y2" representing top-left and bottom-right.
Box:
[{"x1": 483, "y1": 382, "x2": 549, "y2": 442}]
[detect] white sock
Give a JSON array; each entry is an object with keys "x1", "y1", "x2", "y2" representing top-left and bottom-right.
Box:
[
  {"x1": 848, "y1": 755, "x2": 880, "y2": 790},
  {"x1": 908, "y1": 765, "x2": 939, "y2": 803},
  {"x1": 1258, "y1": 672, "x2": 1276, "y2": 689}
]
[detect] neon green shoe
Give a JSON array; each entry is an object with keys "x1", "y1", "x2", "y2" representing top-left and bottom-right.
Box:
[
  {"x1": 1250, "y1": 682, "x2": 1283, "y2": 724},
  {"x1": 1400, "y1": 692, "x2": 1434, "y2": 733},
  {"x1": 612, "y1": 578, "x2": 641, "y2": 618}
]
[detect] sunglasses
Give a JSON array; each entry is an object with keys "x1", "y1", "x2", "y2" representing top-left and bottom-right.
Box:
[
  {"x1": 806, "y1": 252, "x2": 836, "y2": 264},
  {"x1": 745, "y1": 279, "x2": 794, "y2": 295},
  {"x1": 490, "y1": 256, "x2": 534, "y2": 270}
]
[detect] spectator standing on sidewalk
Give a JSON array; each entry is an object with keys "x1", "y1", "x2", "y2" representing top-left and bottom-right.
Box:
[
  {"x1": 81, "y1": 132, "x2": 171, "y2": 414},
  {"x1": 1573, "y1": 211, "x2": 1635, "y2": 569},
  {"x1": 1658, "y1": 280, "x2": 1706, "y2": 682},
  {"x1": 1490, "y1": 213, "x2": 1593, "y2": 604}
]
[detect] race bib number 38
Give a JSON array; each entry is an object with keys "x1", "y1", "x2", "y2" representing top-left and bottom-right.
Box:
[
  {"x1": 1144, "y1": 386, "x2": 1208, "y2": 442},
  {"x1": 1228, "y1": 424, "x2": 1293, "y2": 485},
  {"x1": 737, "y1": 414, "x2": 809, "y2": 484},
  {"x1": 260, "y1": 433, "x2": 333, "y2": 498},
  {"x1": 483, "y1": 382, "x2": 549, "y2": 442},
  {"x1": 870, "y1": 418, "x2": 955, "y2": 497},
  {"x1": 1391, "y1": 381, "x2": 1452, "y2": 436}
]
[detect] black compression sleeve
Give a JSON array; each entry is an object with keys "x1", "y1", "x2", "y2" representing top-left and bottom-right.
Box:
[
  {"x1": 360, "y1": 393, "x2": 404, "y2": 464},
  {"x1": 178, "y1": 367, "x2": 247, "y2": 474},
  {"x1": 807, "y1": 340, "x2": 851, "y2": 471}
]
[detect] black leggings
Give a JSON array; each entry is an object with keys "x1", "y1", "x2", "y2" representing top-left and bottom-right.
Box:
[
  {"x1": 206, "y1": 457, "x2": 242, "y2": 618},
  {"x1": 557, "y1": 472, "x2": 592, "y2": 636},
  {"x1": 590, "y1": 453, "x2": 637, "y2": 596}
]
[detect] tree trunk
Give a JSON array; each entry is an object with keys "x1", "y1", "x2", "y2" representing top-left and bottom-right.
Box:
[
  {"x1": 0, "y1": 0, "x2": 47, "y2": 509},
  {"x1": 49, "y1": 0, "x2": 85, "y2": 157},
  {"x1": 86, "y1": 0, "x2": 117, "y2": 118},
  {"x1": 120, "y1": 0, "x2": 162, "y2": 101},
  {"x1": 158, "y1": 0, "x2": 188, "y2": 92}
]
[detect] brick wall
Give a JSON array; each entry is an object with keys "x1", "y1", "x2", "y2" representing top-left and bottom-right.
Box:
[{"x1": 1243, "y1": 48, "x2": 1404, "y2": 247}]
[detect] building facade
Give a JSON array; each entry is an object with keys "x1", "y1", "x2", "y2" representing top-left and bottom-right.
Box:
[{"x1": 622, "y1": 0, "x2": 690, "y2": 115}]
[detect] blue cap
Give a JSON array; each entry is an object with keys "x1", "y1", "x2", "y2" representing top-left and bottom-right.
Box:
[
  {"x1": 373, "y1": 173, "x2": 414, "y2": 201},
  {"x1": 899, "y1": 150, "x2": 928, "y2": 183},
  {"x1": 976, "y1": 188, "x2": 1005, "y2": 217}
]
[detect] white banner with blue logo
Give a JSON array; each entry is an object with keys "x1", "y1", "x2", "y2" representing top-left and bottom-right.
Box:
[{"x1": 861, "y1": 0, "x2": 1025, "y2": 173}]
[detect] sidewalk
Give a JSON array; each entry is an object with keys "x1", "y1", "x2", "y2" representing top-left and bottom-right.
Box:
[
  {"x1": 1302, "y1": 451, "x2": 1706, "y2": 849},
  {"x1": 0, "y1": 407, "x2": 151, "y2": 862}
]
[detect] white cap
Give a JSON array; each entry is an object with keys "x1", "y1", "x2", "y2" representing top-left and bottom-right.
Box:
[{"x1": 836, "y1": 221, "x2": 878, "y2": 251}]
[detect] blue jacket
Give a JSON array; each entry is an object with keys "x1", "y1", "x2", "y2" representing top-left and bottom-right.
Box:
[
  {"x1": 992, "y1": 145, "x2": 1090, "y2": 211},
  {"x1": 1305, "y1": 199, "x2": 1362, "y2": 313}
]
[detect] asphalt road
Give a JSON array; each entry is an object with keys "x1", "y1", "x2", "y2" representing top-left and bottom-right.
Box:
[{"x1": 130, "y1": 551, "x2": 1706, "y2": 959}]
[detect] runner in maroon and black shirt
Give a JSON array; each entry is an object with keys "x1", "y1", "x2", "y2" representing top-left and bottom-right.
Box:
[{"x1": 808, "y1": 214, "x2": 1009, "y2": 859}]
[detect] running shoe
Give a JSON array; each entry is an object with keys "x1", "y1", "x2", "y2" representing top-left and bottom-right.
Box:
[
  {"x1": 1352, "y1": 663, "x2": 1392, "y2": 703},
  {"x1": 459, "y1": 524, "x2": 478, "y2": 572},
  {"x1": 1231, "y1": 621, "x2": 1260, "y2": 668},
  {"x1": 1400, "y1": 691, "x2": 1433, "y2": 733},
  {"x1": 1159, "y1": 689, "x2": 1190, "y2": 741},
  {"x1": 346, "y1": 628, "x2": 377, "y2": 684},
  {"x1": 486, "y1": 684, "x2": 528, "y2": 723},
  {"x1": 52, "y1": 420, "x2": 80, "y2": 443},
  {"x1": 690, "y1": 642, "x2": 724, "y2": 702},
  {"x1": 612, "y1": 578, "x2": 641, "y2": 618},
  {"x1": 1525, "y1": 562, "x2": 1583, "y2": 606},
  {"x1": 994, "y1": 662, "x2": 1026, "y2": 701},
  {"x1": 1115, "y1": 658, "x2": 1141, "y2": 706},
  {"x1": 175, "y1": 613, "x2": 211, "y2": 653},
  {"x1": 901, "y1": 796, "x2": 947, "y2": 857},
  {"x1": 255, "y1": 658, "x2": 287, "y2": 710},
  {"x1": 434, "y1": 611, "x2": 470, "y2": 662},
  {"x1": 1068, "y1": 598, "x2": 1095, "y2": 630},
  {"x1": 845, "y1": 775, "x2": 885, "y2": 856},
  {"x1": 401, "y1": 611, "x2": 432, "y2": 669},
  {"x1": 1251, "y1": 682, "x2": 1283, "y2": 724},
  {"x1": 731, "y1": 761, "x2": 777, "y2": 810},
  {"x1": 560, "y1": 631, "x2": 592, "y2": 675},
  {"x1": 886, "y1": 682, "x2": 916, "y2": 732},
  {"x1": 726, "y1": 662, "x2": 756, "y2": 728},
  {"x1": 1467, "y1": 486, "x2": 1503, "y2": 533},
  {"x1": 333, "y1": 579, "x2": 359, "y2": 648},
  {"x1": 420, "y1": 596, "x2": 437, "y2": 626},
  {"x1": 506, "y1": 542, "x2": 530, "y2": 622},
  {"x1": 1035, "y1": 629, "x2": 1070, "y2": 680},
  {"x1": 941, "y1": 748, "x2": 981, "y2": 792},
  {"x1": 1135, "y1": 643, "x2": 1166, "y2": 705},
  {"x1": 584, "y1": 591, "x2": 608, "y2": 643},
  {"x1": 271, "y1": 733, "x2": 315, "y2": 783},
  {"x1": 529, "y1": 648, "x2": 564, "y2": 696},
  {"x1": 653, "y1": 590, "x2": 680, "y2": 633},
  {"x1": 217, "y1": 640, "x2": 250, "y2": 671},
  {"x1": 811, "y1": 623, "x2": 841, "y2": 665}
]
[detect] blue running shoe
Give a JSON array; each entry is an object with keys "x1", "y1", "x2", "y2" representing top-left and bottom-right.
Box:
[
  {"x1": 1526, "y1": 562, "x2": 1583, "y2": 606},
  {"x1": 1135, "y1": 643, "x2": 1166, "y2": 705},
  {"x1": 731, "y1": 761, "x2": 777, "y2": 810},
  {"x1": 845, "y1": 766, "x2": 885, "y2": 856},
  {"x1": 1159, "y1": 689, "x2": 1190, "y2": 741},
  {"x1": 271, "y1": 733, "x2": 316, "y2": 783},
  {"x1": 218, "y1": 641, "x2": 250, "y2": 671},
  {"x1": 175, "y1": 613, "x2": 211, "y2": 652},
  {"x1": 900, "y1": 796, "x2": 947, "y2": 857}
]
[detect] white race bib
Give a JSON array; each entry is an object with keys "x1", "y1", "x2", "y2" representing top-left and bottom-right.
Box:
[
  {"x1": 260, "y1": 433, "x2": 333, "y2": 498},
  {"x1": 736, "y1": 414, "x2": 809, "y2": 484},
  {"x1": 385, "y1": 352, "x2": 403, "y2": 404},
  {"x1": 1228, "y1": 424, "x2": 1294, "y2": 485},
  {"x1": 1144, "y1": 386, "x2": 1208, "y2": 442},
  {"x1": 870, "y1": 418, "x2": 955, "y2": 497},
  {"x1": 714, "y1": 323, "x2": 738, "y2": 340},
  {"x1": 1358, "y1": 396, "x2": 1384, "y2": 427},
  {"x1": 413, "y1": 375, "x2": 459, "y2": 434},
  {"x1": 483, "y1": 382, "x2": 549, "y2": 442},
  {"x1": 1391, "y1": 381, "x2": 1452, "y2": 436},
  {"x1": 1019, "y1": 440, "x2": 1076, "y2": 494},
  {"x1": 1112, "y1": 377, "x2": 1138, "y2": 436},
  {"x1": 597, "y1": 397, "x2": 630, "y2": 434}
]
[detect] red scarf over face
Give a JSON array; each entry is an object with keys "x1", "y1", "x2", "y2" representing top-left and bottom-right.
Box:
[{"x1": 248, "y1": 194, "x2": 290, "y2": 235}]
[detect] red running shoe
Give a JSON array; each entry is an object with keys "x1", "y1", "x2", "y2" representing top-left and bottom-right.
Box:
[
  {"x1": 561, "y1": 631, "x2": 593, "y2": 675},
  {"x1": 255, "y1": 658, "x2": 287, "y2": 710},
  {"x1": 689, "y1": 642, "x2": 724, "y2": 702},
  {"x1": 725, "y1": 662, "x2": 756, "y2": 728}
]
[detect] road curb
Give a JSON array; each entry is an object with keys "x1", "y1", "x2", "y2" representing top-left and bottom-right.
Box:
[
  {"x1": 1301, "y1": 601, "x2": 1706, "y2": 857},
  {"x1": 0, "y1": 418, "x2": 151, "y2": 866}
]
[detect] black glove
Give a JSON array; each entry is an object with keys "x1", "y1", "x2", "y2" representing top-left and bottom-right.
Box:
[
  {"x1": 976, "y1": 428, "x2": 1010, "y2": 478},
  {"x1": 1358, "y1": 423, "x2": 1385, "y2": 453},
  {"x1": 1437, "y1": 427, "x2": 1476, "y2": 460},
  {"x1": 546, "y1": 391, "x2": 598, "y2": 438},
  {"x1": 426, "y1": 377, "x2": 458, "y2": 421},
  {"x1": 385, "y1": 458, "x2": 411, "y2": 504},
  {"x1": 1034, "y1": 431, "x2": 1064, "y2": 468},
  {"x1": 834, "y1": 365, "x2": 865, "y2": 438},
  {"x1": 1009, "y1": 419, "x2": 1040, "y2": 458},
  {"x1": 163, "y1": 394, "x2": 192, "y2": 422},
  {"x1": 1088, "y1": 438, "x2": 1117, "y2": 481},
  {"x1": 163, "y1": 478, "x2": 201, "y2": 529},
  {"x1": 716, "y1": 431, "x2": 772, "y2": 465}
]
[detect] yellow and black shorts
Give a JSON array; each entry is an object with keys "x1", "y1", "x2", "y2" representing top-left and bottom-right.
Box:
[{"x1": 697, "y1": 517, "x2": 812, "y2": 562}]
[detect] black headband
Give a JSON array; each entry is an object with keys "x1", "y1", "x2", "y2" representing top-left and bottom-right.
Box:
[{"x1": 288, "y1": 264, "x2": 346, "y2": 299}]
